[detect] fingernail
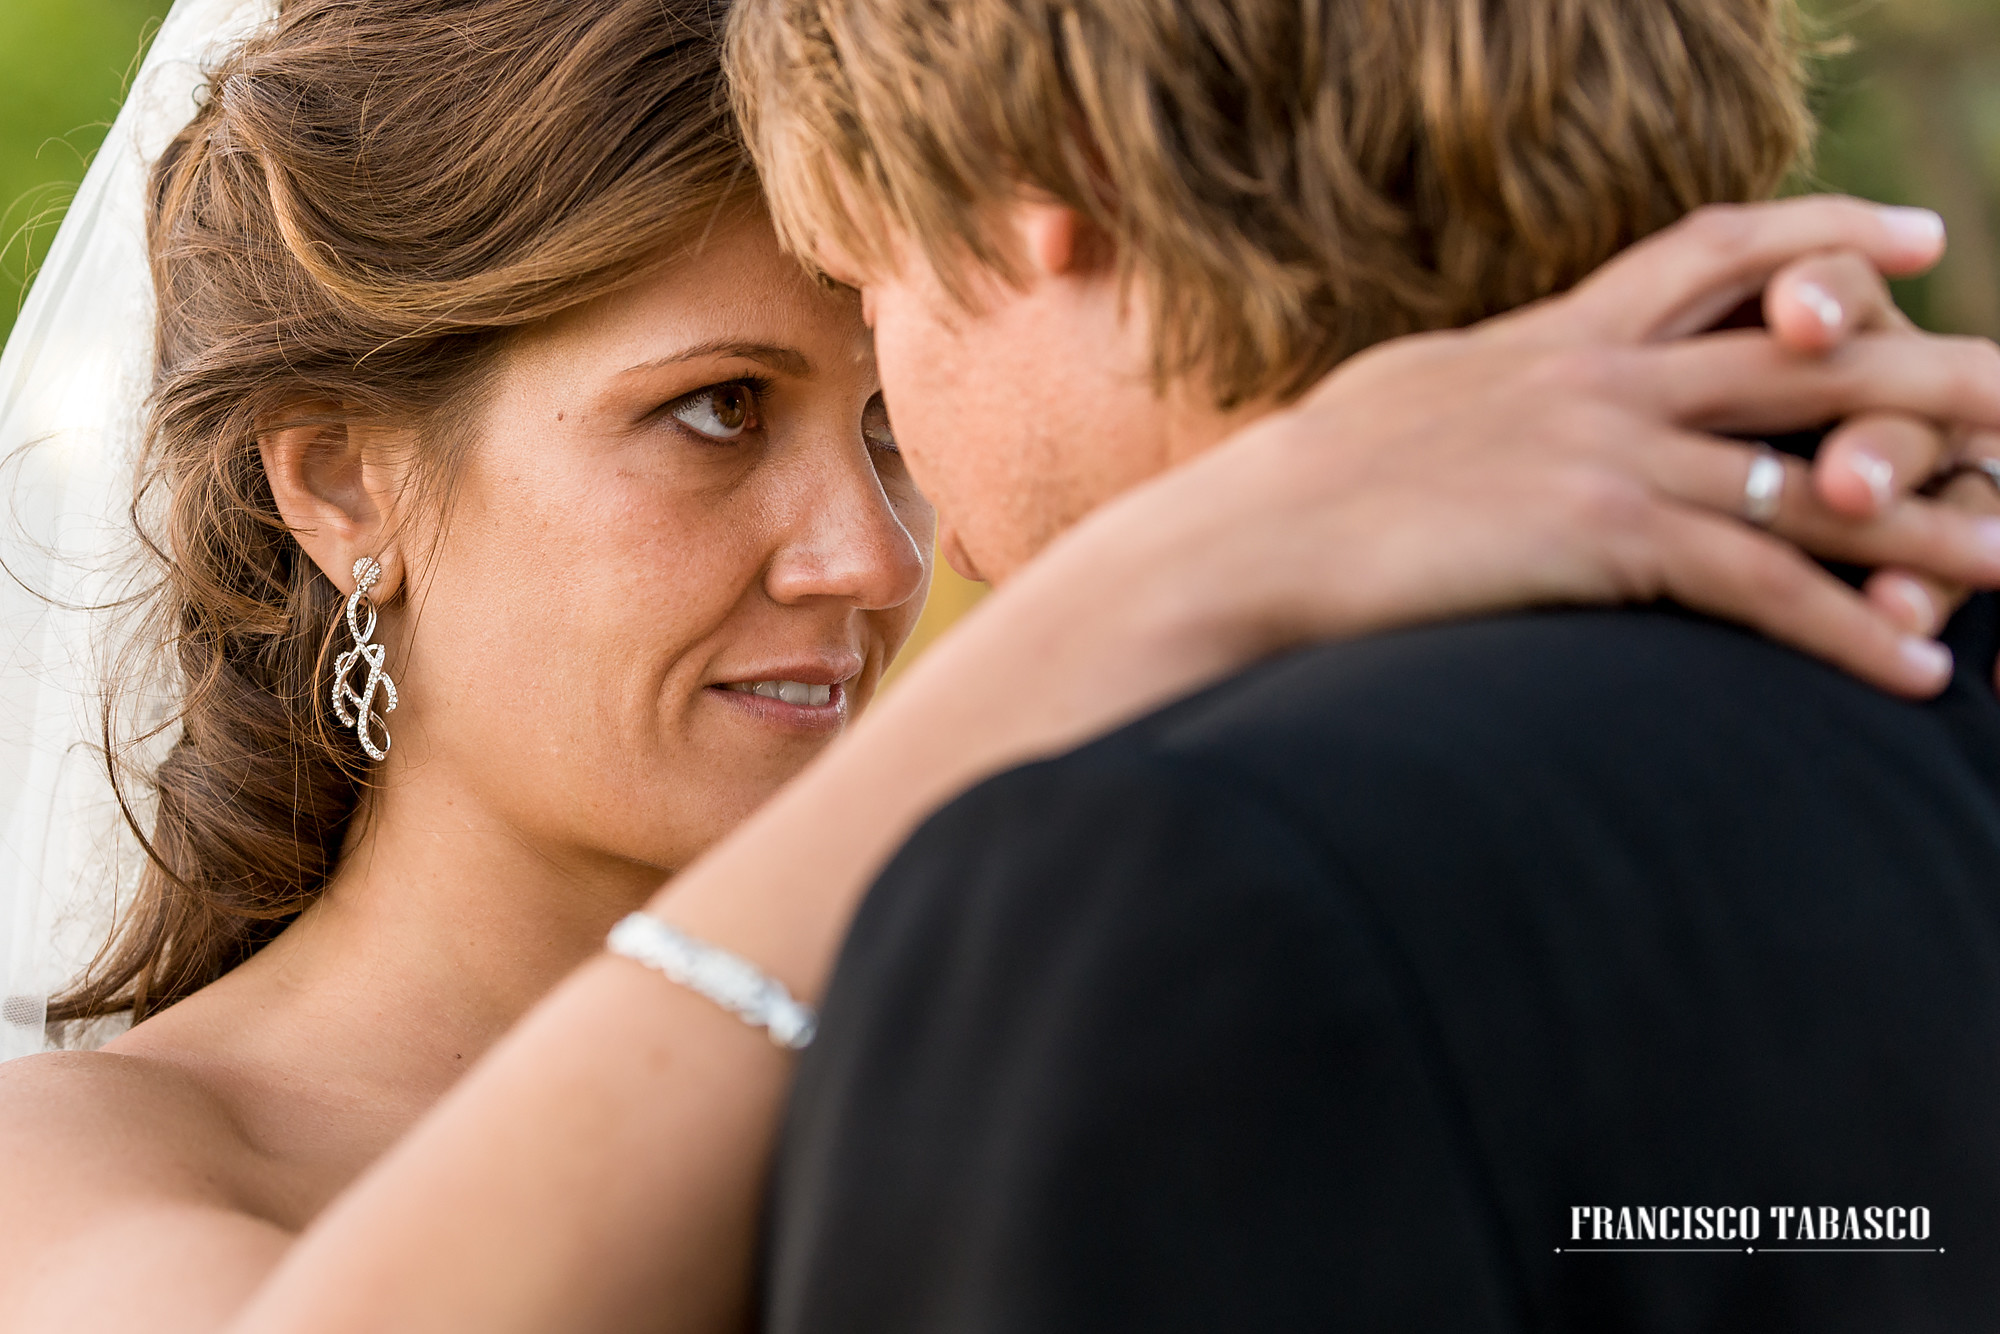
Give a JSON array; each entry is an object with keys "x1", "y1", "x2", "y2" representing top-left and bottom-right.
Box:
[
  {"x1": 1852, "y1": 449, "x2": 1894, "y2": 511},
  {"x1": 1796, "y1": 280, "x2": 1844, "y2": 333},
  {"x1": 1879, "y1": 206, "x2": 1946, "y2": 249},
  {"x1": 1979, "y1": 517, "x2": 2000, "y2": 566},
  {"x1": 1900, "y1": 635, "x2": 1954, "y2": 686},
  {"x1": 1885, "y1": 576, "x2": 1936, "y2": 633}
]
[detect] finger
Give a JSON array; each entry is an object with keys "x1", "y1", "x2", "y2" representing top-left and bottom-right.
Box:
[
  {"x1": 1638, "y1": 330, "x2": 2000, "y2": 437},
  {"x1": 1864, "y1": 569, "x2": 1960, "y2": 637},
  {"x1": 1816, "y1": 422, "x2": 2000, "y2": 568},
  {"x1": 1766, "y1": 251, "x2": 1915, "y2": 356},
  {"x1": 1643, "y1": 504, "x2": 1954, "y2": 698},
  {"x1": 1961, "y1": 427, "x2": 2000, "y2": 474},
  {"x1": 1774, "y1": 469, "x2": 2000, "y2": 591},
  {"x1": 1621, "y1": 430, "x2": 2000, "y2": 588},
  {"x1": 1623, "y1": 432, "x2": 1814, "y2": 528},
  {"x1": 1559, "y1": 197, "x2": 1945, "y2": 344},
  {"x1": 1877, "y1": 465, "x2": 2000, "y2": 616},
  {"x1": 1813, "y1": 413, "x2": 1946, "y2": 520}
]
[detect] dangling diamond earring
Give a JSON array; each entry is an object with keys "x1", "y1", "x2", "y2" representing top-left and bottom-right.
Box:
[{"x1": 331, "y1": 555, "x2": 398, "y2": 761}]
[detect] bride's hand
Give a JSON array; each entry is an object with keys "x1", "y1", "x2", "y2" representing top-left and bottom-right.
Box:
[
  {"x1": 1071, "y1": 197, "x2": 2000, "y2": 702},
  {"x1": 1768, "y1": 245, "x2": 2000, "y2": 678}
]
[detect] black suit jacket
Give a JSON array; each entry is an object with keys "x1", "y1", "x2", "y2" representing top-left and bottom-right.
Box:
[{"x1": 763, "y1": 599, "x2": 2000, "y2": 1332}]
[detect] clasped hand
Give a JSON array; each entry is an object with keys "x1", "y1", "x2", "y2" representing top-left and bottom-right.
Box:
[{"x1": 1145, "y1": 196, "x2": 2000, "y2": 698}]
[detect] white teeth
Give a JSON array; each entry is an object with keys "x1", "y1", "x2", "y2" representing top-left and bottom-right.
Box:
[{"x1": 725, "y1": 680, "x2": 833, "y2": 707}]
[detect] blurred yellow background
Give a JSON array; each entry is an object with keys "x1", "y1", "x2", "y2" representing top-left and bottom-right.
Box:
[{"x1": 3, "y1": 0, "x2": 1995, "y2": 672}]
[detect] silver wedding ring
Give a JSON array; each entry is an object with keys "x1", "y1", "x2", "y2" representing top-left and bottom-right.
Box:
[{"x1": 1741, "y1": 447, "x2": 1786, "y2": 527}]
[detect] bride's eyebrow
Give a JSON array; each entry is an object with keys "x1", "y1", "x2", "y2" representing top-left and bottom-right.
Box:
[{"x1": 620, "y1": 340, "x2": 813, "y2": 378}]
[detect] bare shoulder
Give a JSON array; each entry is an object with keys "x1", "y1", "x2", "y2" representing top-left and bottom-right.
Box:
[
  {"x1": 0, "y1": 1046, "x2": 246, "y2": 1196},
  {"x1": 0, "y1": 1050, "x2": 289, "y2": 1332}
]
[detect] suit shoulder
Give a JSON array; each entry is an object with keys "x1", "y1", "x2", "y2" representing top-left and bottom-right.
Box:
[
  {"x1": 868, "y1": 610, "x2": 1771, "y2": 918},
  {"x1": 1112, "y1": 607, "x2": 1953, "y2": 803},
  {"x1": 845, "y1": 734, "x2": 1355, "y2": 991},
  {"x1": 1139, "y1": 608, "x2": 1814, "y2": 753}
]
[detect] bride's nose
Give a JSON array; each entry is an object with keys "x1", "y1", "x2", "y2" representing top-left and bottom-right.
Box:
[{"x1": 762, "y1": 447, "x2": 927, "y2": 612}]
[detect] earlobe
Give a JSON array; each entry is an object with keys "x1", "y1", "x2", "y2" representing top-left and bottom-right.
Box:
[
  {"x1": 256, "y1": 404, "x2": 406, "y2": 600},
  {"x1": 1019, "y1": 202, "x2": 1085, "y2": 279}
]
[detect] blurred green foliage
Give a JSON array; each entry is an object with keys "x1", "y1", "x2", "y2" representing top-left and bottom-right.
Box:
[
  {"x1": 1, "y1": 0, "x2": 171, "y2": 344},
  {"x1": 1803, "y1": 0, "x2": 2000, "y2": 338},
  {"x1": 0, "y1": 0, "x2": 1996, "y2": 347}
]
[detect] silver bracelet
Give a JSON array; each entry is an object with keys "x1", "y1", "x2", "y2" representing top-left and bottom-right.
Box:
[{"x1": 606, "y1": 912, "x2": 818, "y2": 1051}]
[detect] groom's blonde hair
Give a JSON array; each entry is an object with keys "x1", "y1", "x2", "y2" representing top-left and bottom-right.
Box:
[{"x1": 728, "y1": 0, "x2": 1816, "y2": 406}]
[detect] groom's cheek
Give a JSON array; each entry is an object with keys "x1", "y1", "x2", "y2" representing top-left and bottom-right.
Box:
[{"x1": 870, "y1": 290, "x2": 982, "y2": 502}]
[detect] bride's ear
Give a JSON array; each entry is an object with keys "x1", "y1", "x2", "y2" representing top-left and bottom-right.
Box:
[{"x1": 256, "y1": 401, "x2": 410, "y2": 601}]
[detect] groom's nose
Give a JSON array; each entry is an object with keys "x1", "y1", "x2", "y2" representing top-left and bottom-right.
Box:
[{"x1": 762, "y1": 445, "x2": 928, "y2": 613}]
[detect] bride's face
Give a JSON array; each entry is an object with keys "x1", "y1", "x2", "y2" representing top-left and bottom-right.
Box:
[{"x1": 386, "y1": 218, "x2": 932, "y2": 874}]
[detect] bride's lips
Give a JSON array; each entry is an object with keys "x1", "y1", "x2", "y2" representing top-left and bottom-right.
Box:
[{"x1": 706, "y1": 659, "x2": 860, "y2": 734}]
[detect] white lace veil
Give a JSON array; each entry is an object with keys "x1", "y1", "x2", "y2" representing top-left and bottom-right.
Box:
[{"x1": 0, "y1": 0, "x2": 275, "y2": 1060}]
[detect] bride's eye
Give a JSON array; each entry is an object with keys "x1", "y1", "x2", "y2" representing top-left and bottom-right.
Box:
[
  {"x1": 861, "y1": 393, "x2": 898, "y2": 455},
  {"x1": 668, "y1": 381, "x2": 762, "y2": 441}
]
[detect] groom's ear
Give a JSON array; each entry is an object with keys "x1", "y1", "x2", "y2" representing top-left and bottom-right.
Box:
[
  {"x1": 1015, "y1": 200, "x2": 1115, "y2": 281},
  {"x1": 256, "y1": 400, "x2": 409, "y2": 601}
]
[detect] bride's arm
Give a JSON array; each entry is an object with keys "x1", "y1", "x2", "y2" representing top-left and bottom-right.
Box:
[{"x1": 211, "y1": 200, "x2": 2000, "y2": 1332}]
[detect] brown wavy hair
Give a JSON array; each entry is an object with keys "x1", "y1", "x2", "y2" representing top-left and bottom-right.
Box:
[
  {"x1": 53, "y1": 0, "x2": 757, "y2": 1024},
  {"x1": 730, "y1": 0, "x2": 1817, "y2": 407}
]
